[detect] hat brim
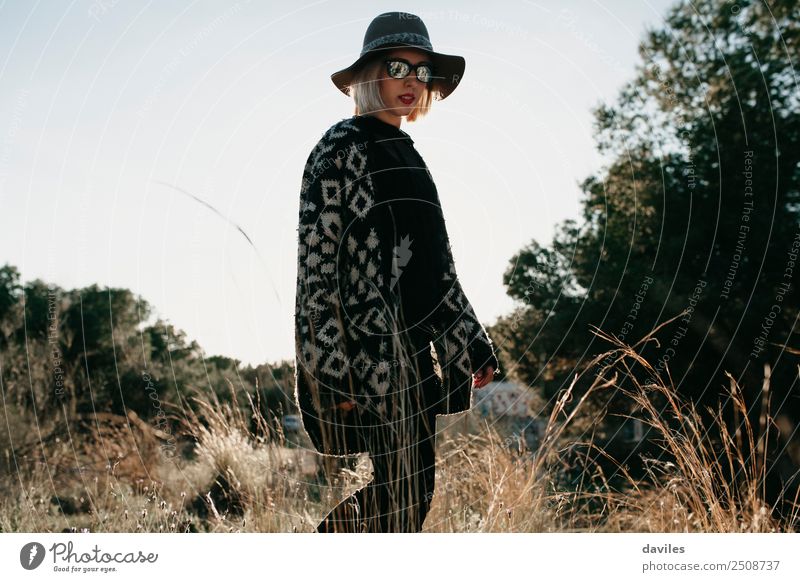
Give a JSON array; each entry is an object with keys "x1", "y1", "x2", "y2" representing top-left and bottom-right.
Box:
[{"x1": 331, "y1": 44, "x2": 465, "y2": 101}]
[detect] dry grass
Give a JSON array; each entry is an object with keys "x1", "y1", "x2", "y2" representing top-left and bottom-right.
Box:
[
  {"x1": 1, "y1": 340, "x2": 797, "y2": 532},
  {"x1": 581, "y1": 326, "x2": 800, "y2": 532},
  {"x1": 179, "y1": 386, "x2": 368, "y2": 532}
]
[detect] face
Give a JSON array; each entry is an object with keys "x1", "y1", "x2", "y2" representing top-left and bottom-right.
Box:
[{"x1": 377, "y1": 48, "x2": 432, "y2": 121}]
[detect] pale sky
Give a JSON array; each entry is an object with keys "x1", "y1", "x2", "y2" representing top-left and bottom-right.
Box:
[{"x1": 0, "y1": 0, "x2": 676, "y2": 366}]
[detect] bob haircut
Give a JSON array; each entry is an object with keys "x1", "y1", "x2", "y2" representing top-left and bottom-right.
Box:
[{"x1": 349, "y1": 54, "x2": 435, "y2": 122}]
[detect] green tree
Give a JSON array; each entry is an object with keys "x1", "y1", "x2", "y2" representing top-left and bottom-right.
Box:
[{"x1": 492, "y1": 0, "x2": 799, "y2": 520}]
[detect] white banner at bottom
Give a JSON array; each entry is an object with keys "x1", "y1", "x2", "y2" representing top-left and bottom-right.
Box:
[{"x1": 1, "y1": 533, "x2": 797, "y2": 581}]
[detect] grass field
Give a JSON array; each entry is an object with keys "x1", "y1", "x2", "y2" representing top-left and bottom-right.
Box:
[{"x1": 1, "y1": 344, "x2": 797, "y2": 533}]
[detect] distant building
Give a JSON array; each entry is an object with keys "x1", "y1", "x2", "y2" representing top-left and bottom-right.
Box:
[
  {"x1": 473, "y1": 381, "x2": 546, "y2": 452},
  {"x1": 474, "y1": 381, "x2": 539, "y2": 418}
]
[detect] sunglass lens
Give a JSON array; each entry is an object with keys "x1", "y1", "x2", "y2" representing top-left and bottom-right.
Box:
[
  {"x1": 417, "y1": 65, "x2": 432, "y2": 83},
  {"x1": 387, "y1": 60, "x2": 410, "y2": 79}
]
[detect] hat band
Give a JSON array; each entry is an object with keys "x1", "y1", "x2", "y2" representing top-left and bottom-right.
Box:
[{"x1": 360, "y1": 32, "x2": 433, "y2": 56}]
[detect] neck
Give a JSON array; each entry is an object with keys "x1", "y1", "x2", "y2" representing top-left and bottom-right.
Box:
[{"x1": 367, "y1": 110, "x2": 402, "y2": 129}]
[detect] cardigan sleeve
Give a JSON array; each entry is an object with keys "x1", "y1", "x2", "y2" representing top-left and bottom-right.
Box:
[
  {"x1": 435, "y1": 248, "x2": 500, "y2": 374},
  {"x1": 399, "y1": 142, "x2": 499, "y2": 377},
  {"x1": 294, "y1": 130, "x2": 363, "y2": 409},
  {"x1": 426, "y1": 231, "x2": 499, "y2": 415}
]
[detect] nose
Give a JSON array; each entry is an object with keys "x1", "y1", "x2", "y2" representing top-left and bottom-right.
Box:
[{"x1": 404, "y1": 75, "x2": 422, "y2": 89}]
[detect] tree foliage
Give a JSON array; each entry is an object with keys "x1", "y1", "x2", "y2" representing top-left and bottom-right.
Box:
[
  {"x1": 491, "y1": 0, "x2": 799, "y2": 514},
  {"x1": 0, "y1": 264, "x2": 296, "y2": 438}
]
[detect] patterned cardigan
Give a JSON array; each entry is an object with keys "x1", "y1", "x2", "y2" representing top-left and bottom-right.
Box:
[{"x1": 294, "y1": 115, "x2": 498, "y2": 455}]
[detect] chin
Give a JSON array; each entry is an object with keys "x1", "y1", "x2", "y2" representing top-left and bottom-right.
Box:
[{"x1": 391, "y1": 106, "x2": 414, "y2": 116}]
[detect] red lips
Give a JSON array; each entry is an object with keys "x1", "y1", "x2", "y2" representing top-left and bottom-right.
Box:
[{"x1": 398, "y1": 94, "x2": 415, "y2": 105}]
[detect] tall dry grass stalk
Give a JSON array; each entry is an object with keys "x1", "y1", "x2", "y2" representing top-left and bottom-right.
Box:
[
  {"x1": 421, "y1": 321, "x2": 798, "y2": 532},
  {"x1": 2, "y1": 323, "x2": 797, "y2": 532},
  {"x1": 581, "y1": 325, "x2": 798, "y2": 532},
  {"x1": 424, "y1": 342, "x2": 625, "y2": 532},
  {"x1": 182, "y1": 380, "x2": 370, "y2": 532},
  {"x1": 0, "y1": 455, "x2": 201, "y2": 533}
]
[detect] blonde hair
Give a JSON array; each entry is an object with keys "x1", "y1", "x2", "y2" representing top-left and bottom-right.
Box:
[{"x1": 350, "y1": 55, "x2": 435, "y2": 122}]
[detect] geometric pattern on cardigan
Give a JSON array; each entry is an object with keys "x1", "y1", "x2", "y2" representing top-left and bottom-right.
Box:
[{"x1": 294, "y1": 116, "x2": 498, "y2": 430}]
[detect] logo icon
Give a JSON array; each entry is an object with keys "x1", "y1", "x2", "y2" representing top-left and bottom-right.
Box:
[
  {"x1": 390, "y1": 234, "x2": 413, "y2": 289},
  {"x1": 20, "y1": 542, "x2": 46, "y2": 570}
]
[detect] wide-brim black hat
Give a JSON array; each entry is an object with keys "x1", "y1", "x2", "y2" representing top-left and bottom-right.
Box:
[{"x1": 331, "y1": 11, "x2": 465, "y2": 101}]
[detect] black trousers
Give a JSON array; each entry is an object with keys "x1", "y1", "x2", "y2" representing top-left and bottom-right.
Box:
[{"x1": 316, "y1": 344, "x2": 441, "y2": 533}]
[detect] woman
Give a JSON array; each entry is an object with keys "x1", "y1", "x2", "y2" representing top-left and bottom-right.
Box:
[{"x1": 294, "y1": 11, "x2": 498, "y2": 533}]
